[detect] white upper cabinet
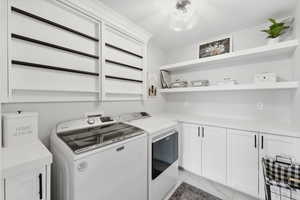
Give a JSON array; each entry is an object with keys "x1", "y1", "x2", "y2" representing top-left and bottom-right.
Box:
[
  {"x1": 181, "y1": 123, "x2": 202, "y2": 176},
  {"x1": 202, "y1": 126, "x2": 227, "y2": 185},
  {"x1": 227, "y1": 129, "x2": 259, "y2": 197},
  {"x1": 102, "y1": 24, "x2": 147, "y2": 101}
]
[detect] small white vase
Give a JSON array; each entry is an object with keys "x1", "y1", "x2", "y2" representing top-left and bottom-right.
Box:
[{"x1": 268, "y1": 37, "x2": 280, "y2": 45}]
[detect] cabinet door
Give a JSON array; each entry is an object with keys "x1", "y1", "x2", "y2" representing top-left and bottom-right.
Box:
[
  {"x1": 259, "y1": 134, "x2": 300, "y2": 199},
  {"x1": 5, "y1": 167, "x2": 46, "y2": 200},
  {"x1": 228, "y1": 129, "x2": 259, "y2": 197},
  {"x1": 202, "y1": 126, "x2": 227, "y2": 184},
  {"x1": 181, "y1": 123, "x2": 202, "y2": 176}
]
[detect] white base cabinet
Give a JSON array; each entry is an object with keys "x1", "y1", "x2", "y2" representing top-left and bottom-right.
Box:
[
  {"x1": 181, "y1": 124, "x2": 202, "y2": 176},
  {"x1": 227, "y1": 129, "x2": 259, "y2": 196},
  {"x1": 202, "y1": 126, "x2": 227, "y2": 185},
  {"x1": 2, "y1": 142, "x2": 52, "y2": 200},
  {"x1": 259, "y1": 133, "x2": 300, "y2": 162},
  {"x1": 4, "y1": 167, "x2": 47, "y2": 200},
  {"x1": 180, "y1": 122, "x2": 300, "y2": 199},
  {"x1": 181, "y1": 124, "x2": 227, "y2": 185}
]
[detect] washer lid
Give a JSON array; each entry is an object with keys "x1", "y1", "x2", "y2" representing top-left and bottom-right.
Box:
[{"x1": 58, "y1": 122, "x2": 144, "y2": 154}]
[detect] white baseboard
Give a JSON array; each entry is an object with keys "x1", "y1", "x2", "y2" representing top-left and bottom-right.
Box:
[{"x1": 163, "y1": 181, "x2": 182, "y2": 200}]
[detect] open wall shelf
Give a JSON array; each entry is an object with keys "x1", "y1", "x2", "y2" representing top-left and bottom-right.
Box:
[
  {"x1": 160, "y1": 40, "x2": 299, "y2": 72},
  {"x1": 159, "y1": 82, "x2": 299, "y2": 93}
]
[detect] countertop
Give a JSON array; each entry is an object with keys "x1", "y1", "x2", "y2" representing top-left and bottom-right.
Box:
[
  {"x1": 127, "y1": 116, "x2": 178, "y2": 134},
  {"x1": 151, "y1": 112, "x2": 300, "y2": 138}
]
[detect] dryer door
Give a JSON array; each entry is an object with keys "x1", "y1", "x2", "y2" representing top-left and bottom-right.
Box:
[{"x1": 152, "y1": 130, "x2": 178, "y2": 180}]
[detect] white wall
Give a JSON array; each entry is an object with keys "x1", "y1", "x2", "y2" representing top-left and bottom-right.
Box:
[
  {"x1": 292, "y1": 1, "x2": 300, "y2": 127},
  {"x1": 63, "y1": 0, "x2": 151, "y2": 41},
  {"x1": 2, "y1": 40, "x2": 166, "y2": 147},
  {"x1": 163, "y1": 19, "x2": 297, "y2": 123},
  {"x1": 166, "y1": 23, "x2": 268, "y2": 64}
]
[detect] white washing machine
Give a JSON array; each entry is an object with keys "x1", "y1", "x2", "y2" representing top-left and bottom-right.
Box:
[
  {"x1": 50, "y1": 116, "x2": 148, "y2": 200},
  {"x1": 123, "y1": 112, "x2": 180, "y2": 200}
]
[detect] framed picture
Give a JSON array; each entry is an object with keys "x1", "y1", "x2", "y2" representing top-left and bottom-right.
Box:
[{"x1": 199, "y1": 36, "x2": 232, "y2": 58}]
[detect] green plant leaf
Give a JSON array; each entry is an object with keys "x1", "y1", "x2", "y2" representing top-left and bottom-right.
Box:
[
  {"x1": 269, "y1": 18, "x2": 277, "y2": 24},
  {"x1": 262, "y1": 18, "x2": 289, "y2": 38},
  {"x1": 277, "y1": 23, "x2": 285, "y2": 26},
  {"x1": 272, "y1": 26, "x2": 285, "y2": 37}
]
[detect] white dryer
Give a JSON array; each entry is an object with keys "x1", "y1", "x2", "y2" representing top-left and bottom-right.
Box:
[
  {"x1": 124, "y1": 112, "x2": 179, "y2": 200},
  {"x1": 50, "y1": 116, "x2": 148, "y2": 200}
]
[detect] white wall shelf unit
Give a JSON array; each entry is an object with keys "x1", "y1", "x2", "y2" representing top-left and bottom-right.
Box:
[
  {"x1": 102, "y1": 24, "x2": 147, "y2": 101},
  {"x1": 7, "y1": 0, "x2": 101, "y2": 102},
  {"x1": 12, "y1": 88, "x2": 100, "y2": 94},
  {"x1": 1, "y1": 0, "x2": 151, "y2": 103},
  {"x1": 159, "y1": 82, "x2": 299, "y2": 93},
  {"x1": 160, "y1": 40, "x2": 299, "y2": 72}
]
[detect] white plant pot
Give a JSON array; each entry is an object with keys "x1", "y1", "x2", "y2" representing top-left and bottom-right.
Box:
[{"x1": 268, "y1": 37, "x2": 280, "y2": 45}]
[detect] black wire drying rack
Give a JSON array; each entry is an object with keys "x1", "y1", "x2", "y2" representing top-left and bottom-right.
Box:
[{"x1": 262, "y1": 155, "x2": 300, "y2": 200}]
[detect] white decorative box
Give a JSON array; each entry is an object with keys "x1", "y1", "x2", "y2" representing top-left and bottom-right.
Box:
[
  {"x1": 2, "y1": 112, "x2": 38, "y2": 147},
  {"x1": 254, "y1": 72, "x2": 277, "y2": 83},
  {"x1": 191, "y1": 80, "x2": 209, "y2": 87},
  {"x1": 217, "y1": 78, "x2": 237, "y2": 86}
]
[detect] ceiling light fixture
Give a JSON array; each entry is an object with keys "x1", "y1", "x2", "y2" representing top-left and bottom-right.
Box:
[{"x1": 170, "y1": 0, "x2": 196, "y2": 31}]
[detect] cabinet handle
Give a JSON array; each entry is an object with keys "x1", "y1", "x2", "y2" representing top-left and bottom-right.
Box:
[
  {"x1": 39, "y1": 173, "x2": 43, "y2": 200},
  {"x1": 202, "y1": 127, "x2": 204, "y2": 138},
  {"x1": 261, "y1": 136, "x2": 264, "y2": 149},
  {"x1": 116, "y1": 146, "x2": 125, "y2": 152},
  {"x1": 254, "y1": 135, "x2": 257, "y2": 148},
  {"x1": 198, "y1": 127, "x2": 200, "y2": 137}
]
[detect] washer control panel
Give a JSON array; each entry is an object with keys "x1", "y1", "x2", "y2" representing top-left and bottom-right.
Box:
[
  {"x1": 57, "y1": 116, "x2": 116, "y2": 133},
  {"x1": 100, "y1": 116, "x2": 114, "y2": 123}
]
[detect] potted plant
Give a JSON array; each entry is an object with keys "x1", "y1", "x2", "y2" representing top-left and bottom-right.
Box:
[{"x1": 261, "y1": 18, "x2": 290, "y2": 45}]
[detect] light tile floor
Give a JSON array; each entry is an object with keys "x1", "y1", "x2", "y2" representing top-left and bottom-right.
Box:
[{"x1": 166, "y1": 169, "x2": 258, "y2": 200}]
